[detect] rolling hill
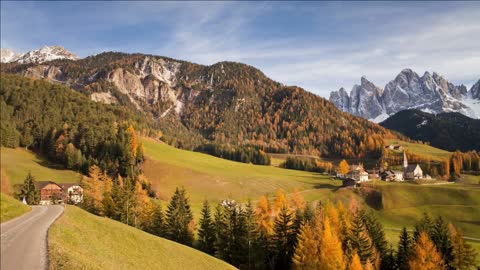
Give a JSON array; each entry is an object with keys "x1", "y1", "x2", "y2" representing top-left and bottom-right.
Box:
[{"x1": 48, "y1": 206, "x2": 235, "y2": 270}]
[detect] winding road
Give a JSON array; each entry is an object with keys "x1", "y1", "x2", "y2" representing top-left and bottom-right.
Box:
[{"x1": 1, "y1": 205, "x2": 64, "y2": 270}]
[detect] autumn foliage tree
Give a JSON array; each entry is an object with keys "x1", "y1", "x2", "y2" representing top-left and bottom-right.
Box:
[
  {"x1": 338, "y1": 159, "x2": 350, "y2": 176},
  {"x1": 409, "y1": 232, "x2": 445, "y2": 270}
]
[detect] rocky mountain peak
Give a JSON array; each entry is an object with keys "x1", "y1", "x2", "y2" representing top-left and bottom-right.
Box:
[
  {"x1": 0, "y1": 48, "x2": 20, "y2": 63},
  {"x1": 329, "y1": 69, "x2": 479, "y2": 122},
  {"x1": 1, "y1": 45, "x2": 79, "y2": 64}
]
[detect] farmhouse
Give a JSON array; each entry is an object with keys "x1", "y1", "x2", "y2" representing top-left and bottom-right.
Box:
[
  {"x1": 35, "y1": 181, "x2": 63, "y2": 205},
  {"x1": 347, "y1": 164, "x2": 369, "y2": 182},
  {"x1": 61, "y1": 183, "x2": 84, "y2": 204}
]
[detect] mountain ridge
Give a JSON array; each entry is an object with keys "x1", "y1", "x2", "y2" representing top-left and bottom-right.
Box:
[
  {"x1": 2, "y1": 51, "x2": 396, "y2": 158},
  {"x1": 329, "y1": 69, "x2": 480, "y2": 122},
  {"x1": 0, "y1": 45, "x2": 79, "y2": 64}
]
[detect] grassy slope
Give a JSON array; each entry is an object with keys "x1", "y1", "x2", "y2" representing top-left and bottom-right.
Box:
[
  {"x1": 1, "y1": 147, "x2": 81, "y2": 185},
  {"x1": 0, "y1": 193, "x2": 31, "y2": 223},
  {"x1": 48, "y1": 206, "x2": 235, "y2": 270},
  {"x1": 141, "y1": 138, "x2": 348, "y2": 215},
  {"x1": 142, "y1": 138, "x2": 480, "y2": 260},
  {"x1": 384, "y1": 139, "x2": 452, "y2": 161}
]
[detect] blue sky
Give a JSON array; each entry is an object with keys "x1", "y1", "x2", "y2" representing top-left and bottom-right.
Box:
[{"x1": 1, "y1": 1, "x2": 479, "y2": 97}]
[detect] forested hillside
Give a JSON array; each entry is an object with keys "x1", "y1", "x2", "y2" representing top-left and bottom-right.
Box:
[
  {"x1": 3, "y1": 53, "x2": 398, "y2": 159},
  {"x1": 0, "y1": 73, "x2": 157, "y2": 175},
  {"x1": 381, "y1": 110, "x2": 480, "y2": 152}
]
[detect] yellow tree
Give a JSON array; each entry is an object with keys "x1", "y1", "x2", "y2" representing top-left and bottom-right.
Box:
[
  {"x1": 338, "y1": 159, "x2": 350, "y2": 176},
  {"x1": 319, "y1": 217, "x2": 346, "y2": 270},
  {"x1": 133, "y1": 181, "x2": 154, "y2": 229},
  {"x1": 82, "y1": 165, "x2": 104, "y2": 215},
  {"x1": 256, "y1": 195, "x2": 273, "y2": 235},
  {"x1": 293, "y1": 222, "x2": 320, "y2": 269},
  {"x1": 364, "y1": 260, "x2": 374, "y2": 270},
  {"x1": 409, "y1": 232, "x2": 445, "y2": 270},
  {"x1": 448, "y1": 223, "x2": 477, "y2": 270},
  {"x1": 126, "y1": 125, "x2": 138, "y2": 158},
  {"x1": 274, "y1": 188, "x2": 287, "y2": 214},
  {"x1": 323, "y1": 201, "x2": 341, "y2": 235},
  {"x1": 348, "y1": 251, "x2": 364, "y2": 270},
  {"x1": 289, "y1": 188, "x2": 306, "y2": 211}
]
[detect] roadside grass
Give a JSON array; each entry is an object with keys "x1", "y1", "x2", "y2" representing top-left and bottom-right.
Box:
[
  {"x1": 0, "y1": 193, "x2": 30, "y2": 223},
  {"x1": 384, "y1": 139, "x2": 452, "y2": 161},
  {"x1": 1, "y1": 147, "x2": 81, "y2": 186},
  {"x1": 458, "y1": 174, "x2": 480, "y2": 185},
  {"x1": 48, "y1": 206, "x2": 235, "y2": 270}
]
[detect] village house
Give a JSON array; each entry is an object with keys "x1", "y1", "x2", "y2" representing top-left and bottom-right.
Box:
[
  {"x1": 385, "y1": 144, "x2": 404, "y2": 151},
  {"x1": 35, "y1": 181, "x2": 64, "y2": 205},
  {"x1": 347, "y1": 164, "x2": 369, "y2": 182},
  {"x1": 61, "y1": 183, "x2": 84, "y2": 204}
]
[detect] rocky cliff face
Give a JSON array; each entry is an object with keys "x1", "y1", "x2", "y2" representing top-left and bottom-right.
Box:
[
  {"x1": 470, "y1": 80, "x2": 480, "y2": 99},
  {"x1": 330, "y1": 69, "x2": 479, "y2": 122}
]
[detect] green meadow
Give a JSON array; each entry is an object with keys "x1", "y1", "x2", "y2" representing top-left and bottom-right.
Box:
[{"x1": 1, "y1": 147, "x2": 81, "y2": 186}]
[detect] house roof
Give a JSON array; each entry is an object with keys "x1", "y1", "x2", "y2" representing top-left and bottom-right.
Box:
[
  {"x1": 34, "y1": 181, "x2": 62, "y2": 190},
  {"x1": 60, "y1": 183, "x2": 81, "y2": 189},
  {"x1": 405, "y1": 164, "x2": 420, "y2": 173}
]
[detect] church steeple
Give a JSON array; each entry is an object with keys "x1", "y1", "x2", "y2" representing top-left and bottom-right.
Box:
[{"x1": 403, "y1": 151, "x2": 408, "y2": 169}]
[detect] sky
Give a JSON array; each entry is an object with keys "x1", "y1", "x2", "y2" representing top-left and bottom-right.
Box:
[{"x1": 1, "y1": 1, "x2": 480, "y2": 97}]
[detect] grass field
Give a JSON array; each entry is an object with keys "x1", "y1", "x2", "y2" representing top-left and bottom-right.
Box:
[
  {"x1": 0, "y1": 193, "x2": 30, "y2": 223},
  {"x1": 141, "y1": 138, "x2": 346, "y2": 215},
  {"x1": 384, "y1": 139, "x2": 452, "y2": 161},
  {"x1": 48, "y1": 206, "x2": 235, "y2": 270},
  {"x1": 1, "y1": 147, "x2": 81, "y2": 186},
  {"x1": 142, "y1": 138, "x2": 480, "y2": 261}
]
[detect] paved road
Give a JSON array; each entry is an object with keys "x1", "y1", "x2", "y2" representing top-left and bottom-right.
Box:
[{"x1": 1, "y1": 205, "x2": 64, "y2": 270}]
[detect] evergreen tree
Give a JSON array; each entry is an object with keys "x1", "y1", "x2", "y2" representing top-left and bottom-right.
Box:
[
  {"x1": 382, "y1": 245, "x2": 397, "y2": 270},
  {"x1": 165, "y1": 187, "x2": 194, "y2": 246},
  {"x1": 363, "y1": 211, "x2": 388, "y2": 269},
  {"x1": 148, "y1": 203, "x2": 165, "y2": 237},
  {"x1": 431, "y1": 216, "x2": 454, "y2": 269},
  {"x1": 244, "y1": 200, "x2": 260, "y2": 269},
  {"x1": 17, "y1": 172, "x2": 40, "y2": 205},
  {"x1": 413, "y1": 212, "x2": 434, "y2": 241},
  {"x1": 272, "y1": 205, "x2": 296, "y2": 270},
  {"x1": 198, "y1": 200, "x2": 216, "y2": 255},
  {"x1": 347, "y1": 210, "x2": 373, "y2": 265},
  {"x1": 397, "y1": 227, "x2": 412, "y2": 270}
]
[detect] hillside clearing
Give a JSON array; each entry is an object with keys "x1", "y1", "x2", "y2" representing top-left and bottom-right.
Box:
[
  {"x1": 1, "y1": 147, "x2": 81, "y2": 186},
  {"x1": 48, "y1": 206, "x2": 236, "y2": 270},
  {"x1": 384, "y1": 139, "x2": 452, "y2": 161}
]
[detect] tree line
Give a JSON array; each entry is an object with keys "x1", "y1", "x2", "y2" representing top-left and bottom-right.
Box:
[
  {"x1": 195, "y1": 144, "x2": 271, "y2": 165},
  {"x1": 80, "y1": 182, "x2": 478, "y2": 270}
]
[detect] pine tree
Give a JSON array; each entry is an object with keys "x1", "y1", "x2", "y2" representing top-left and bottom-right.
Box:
[
  {"x1": 397, "y1": 227, "x2": 412, "y2": 270},
  {"x1": 165, "y1": 187, "x2": 194, "y2": 246},
  {"x1": 244, "y1": 200, "x2": 260, "y2": 269},
  {"x1": 347, "y1": 210, "x2": 373, "y2": 264},
  {"x1": 272, "y1": 205, "x2": 296, "y2": 270},
  {"x1": 448, "y1": 224, "x2": 477, "y2": 270},
  {"x1": 18, "y1": 172, "x2": 40, "y2": 205},
  {"x1": 409, "y1": 232, "x2": 445, "y2": 270},
  {"x1": 148, "y1": 203, "x2": 165, "y2": 237},
  {"x1": 363, "y1": 211, "x2": 388, "y2": 268},
  {"x1": 413, "y1": 212, "x2": 433, "y2": 241},
  {"x1": 382, "y1": 245, "x2": 397, "y2": 270},
  {"x1": 319, "y1": 217, "x2": 346, "y2": 270},
  {"x1": 198, "y1": 200, "x2": 216, "y2": 255},
  {"x1": 431, "y1": 216, "x2": 454, "y2": 269}
]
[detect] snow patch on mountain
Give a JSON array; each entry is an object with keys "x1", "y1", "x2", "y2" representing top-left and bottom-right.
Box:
[
  {"x1": 0, "y1": 46, "x2": 79, "y2": 64},
  {"x1": 330, "y1": 69, "x2": 480, "y2": 121}
]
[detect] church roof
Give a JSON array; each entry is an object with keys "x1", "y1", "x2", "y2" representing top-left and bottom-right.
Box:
[{"x1": 405, "y1": 164, "x2": 420, "y2": 173}]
